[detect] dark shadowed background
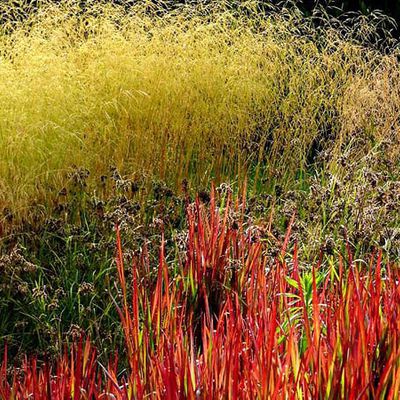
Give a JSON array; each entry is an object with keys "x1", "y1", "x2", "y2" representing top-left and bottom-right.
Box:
[{"x1": 3, "y1": 1, "x2": 400, "y2": 30}]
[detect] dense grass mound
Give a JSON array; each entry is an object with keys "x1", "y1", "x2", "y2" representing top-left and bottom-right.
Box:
[
  {"x1": 1, "y1": 195, "x2": 399, "y2": 398},
  {"x1": 0, "y1": 0, "x2": 399, "y2": 220},
  {"x1": 1, "y1": 0, "x2": 400, "y2": 375}
]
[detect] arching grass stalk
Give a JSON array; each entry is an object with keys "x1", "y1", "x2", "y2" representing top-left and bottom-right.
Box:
[{"x1": 0, "y1": 0, "x2": 399, "y2": 222}]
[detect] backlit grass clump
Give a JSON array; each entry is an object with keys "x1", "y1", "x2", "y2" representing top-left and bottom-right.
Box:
[
  {"x1": 1, "y1": 192, "x2": 399, "y2": 398},
  {"x1": 1, "y1": 1, "x2": 400, "y2": 397},
  {"x1": 0, "y1": 0, "x2": 399, "y2": 221}
]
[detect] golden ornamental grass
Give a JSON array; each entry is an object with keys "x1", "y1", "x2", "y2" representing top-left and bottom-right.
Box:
[{"x1": 0, "y1": 0, "x2": 398, "y2": 219}]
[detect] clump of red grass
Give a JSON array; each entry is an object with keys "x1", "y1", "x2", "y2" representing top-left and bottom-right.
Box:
[{"x1": 1, "y1": 190, "x2": 400, "y2": 399}]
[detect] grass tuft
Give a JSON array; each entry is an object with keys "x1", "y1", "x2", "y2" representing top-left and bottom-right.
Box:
[
  {"x1": 0, "y1": 0, "x2": 399, "y2": 220},
  {"x1": 1, "y1": 192, "x2": 399, "y2": 398}
]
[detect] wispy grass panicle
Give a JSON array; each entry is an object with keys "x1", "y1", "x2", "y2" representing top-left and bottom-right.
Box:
[{"x1": 0, "y1": 0, "x2": 399, "y2": 222}]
